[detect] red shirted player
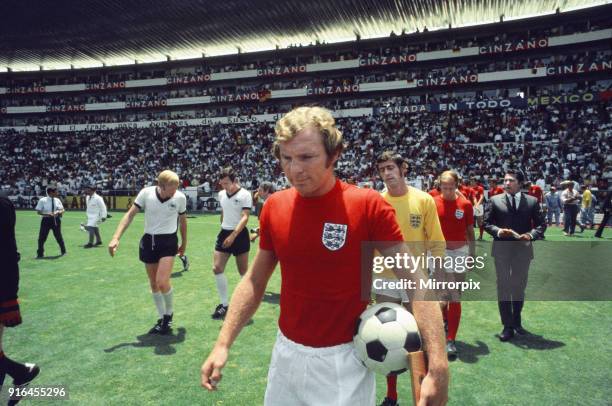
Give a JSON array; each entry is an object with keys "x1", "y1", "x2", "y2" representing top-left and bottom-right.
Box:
[
  {"x1": 469, "y1": 178, "x2": 485, "y2": 240},
  {"x1": 201, "y1": 106, "x2": 449, "y2": 406},
  {"x1": 458, "y1": 182, "x2": 473, "y2": 203},
  {"x1": 526, "y1": 181, "x2": 544, "y2": 204},
  {"x1": 433, "y1": 171, "x2": 475, "y2": 360},
  {"x1": 488, "y1": 179, "x2": 504, "y2": 198}
]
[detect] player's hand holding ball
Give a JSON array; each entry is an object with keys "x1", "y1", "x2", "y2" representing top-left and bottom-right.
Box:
[{"x1": 201, "y1": 345, "x2": 229, "y2": 391}]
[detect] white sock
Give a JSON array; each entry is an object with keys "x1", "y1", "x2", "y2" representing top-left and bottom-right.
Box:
[
  {"x1": 215, "y1": 273, "x2": 229, "y2": 306},
  {"x1": 162, "y1": 288, "x2": 174, "y2": 316},
  {"x1": 152, "y1": 291, "x2": 165, "y2": 318}
]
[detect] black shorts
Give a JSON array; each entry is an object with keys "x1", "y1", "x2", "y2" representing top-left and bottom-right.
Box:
[
  {"x1": 139, "y1": 233, "x2": 178, "y2": 264},
  {"x1": 215, "y1": 228, "x2": 250, "y2": 256}
]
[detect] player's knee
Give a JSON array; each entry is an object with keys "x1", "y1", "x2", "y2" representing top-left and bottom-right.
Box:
[
  {"x1": 157, "y1": 280, "x2": 171, "y2": 292},
  {"x1": 212, "y1": 265, "x2": 224, "y2": 274}
]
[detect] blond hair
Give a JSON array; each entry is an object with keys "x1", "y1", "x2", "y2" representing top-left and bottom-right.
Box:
[
  {"x1": 157, "y1": 170, "x2": 180, "y2": 186},
  {"x1": 439, "y1": 170, "x2": 460, "y2": 186},
  {"x1": 273, "y1": 106, "x2": 343, "y2": 159}
]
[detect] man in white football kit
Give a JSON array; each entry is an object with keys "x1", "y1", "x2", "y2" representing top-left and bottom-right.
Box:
[
  {"x1": 83, "y1": 185, "x2": 107, "y2": 248},
  {"x1": 108, "y1": 170, "x2": 187, "y2": 335},
  {"x1": 211, "y1": 167, "x2": 252, "y2": 320}
]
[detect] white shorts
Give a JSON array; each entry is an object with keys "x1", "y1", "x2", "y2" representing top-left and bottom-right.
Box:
[
  {"x1": 264, "y1": 330, "x2": 375, "y2": 406},
  {"x1": 372, "y1": 277, "x2": 410, "y2": 303},
  {"x1": 442, "y1": 245, "x2": 470, "y2": 274},
  {"x1": 473, "y1": 205, "x2": 484, "y2": 217}
]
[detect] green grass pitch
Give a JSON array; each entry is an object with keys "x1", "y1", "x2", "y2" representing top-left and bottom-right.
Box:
[{"x1": 2, "y1": 210, "x2": 611, "y2": 405}]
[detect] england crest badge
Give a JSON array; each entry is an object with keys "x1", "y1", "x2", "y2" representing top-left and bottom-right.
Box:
[
  {"x1": 410, "y1": 214, "x2": 422, "y2": 228},
  {"x1": 322, "y1": 223, "x2": 348, "y2": 251},
  {"x1": 455, "y1": 209, "x2": 464, "y2": 219}
]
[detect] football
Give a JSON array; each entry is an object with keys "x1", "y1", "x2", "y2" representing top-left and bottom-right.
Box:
[{"x1": 353, "y1": 302, "x2": 422, "y2": 376}]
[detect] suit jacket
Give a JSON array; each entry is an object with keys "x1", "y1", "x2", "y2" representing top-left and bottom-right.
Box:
[
  {"x1": 484, "y1": 193, "x2": 546, "y2": 259},
  {"x1": 0, "y1": 197, "x2": 20, "y2": 301}
]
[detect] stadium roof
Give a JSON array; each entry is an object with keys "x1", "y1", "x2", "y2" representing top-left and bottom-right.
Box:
[{"x1": 0, "y1": 0, "x2": 609, "y2": 72}]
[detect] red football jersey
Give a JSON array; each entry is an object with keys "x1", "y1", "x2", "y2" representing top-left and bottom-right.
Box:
[
  {"x1": 459, "y1": 185, "x2": 473, "y2": 202},
  {"x1": 259, "y1": 179, "x2": 404, "y2": 347},
  {"x1": 434, "y1": 195, "x2": 473, "y2": 250},
  {"x1": 471, "y1": 185, "x2": 484, "y2": 204},
  {"x1": 528, "y1": 185, "x2": 544, "y2": 203},
  {"x1": 429, "y1": 188, "x2": 441, "y2": 197},
  {"x1": 489, "y1": 186, "x2": 504, "y2": 198}
]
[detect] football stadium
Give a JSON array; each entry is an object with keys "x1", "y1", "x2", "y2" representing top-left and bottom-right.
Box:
[{"x1": 0, "y1": 1, "x2": 611, "y2": 405}]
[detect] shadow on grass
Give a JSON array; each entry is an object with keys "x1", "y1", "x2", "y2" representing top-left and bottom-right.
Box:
[
  {"x1": 453, "y1": 340, "x2": 490, "y2": 364},
  {"x1": 36, "y1": 254, "x2": 63, "y2": 260},
  {"x1": 263, "y1": 291, "x2": 280, "y2": 305},
  {"x1": 104, "y1": 327, "x2": 186, "y2": 355},
  {"x1": 508, "y1": 331, "x2": 565, "y2": 351},
  {"x1": 171, "y1": 269, "x2": 188, "y2": 278}
]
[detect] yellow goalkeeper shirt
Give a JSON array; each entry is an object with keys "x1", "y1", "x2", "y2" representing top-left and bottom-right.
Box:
[{"x1": 379, "y1": 186, "x2": 446, "y2": 279}]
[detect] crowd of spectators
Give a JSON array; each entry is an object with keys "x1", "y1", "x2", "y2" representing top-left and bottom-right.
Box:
[
  {"x1": 1, "y1": 99, "x2": 609, "y2": 206},
  {"x1": 2, "y1": 79, "x2": 608, "y2": 128}
]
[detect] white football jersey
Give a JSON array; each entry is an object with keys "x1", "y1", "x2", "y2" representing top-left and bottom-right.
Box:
[
  {"x1": 219, "y1": 188, "x2": 252, "y2": 230},
  {"x1": 134, "y1": 186, "x2": 187, "y2": 234}
]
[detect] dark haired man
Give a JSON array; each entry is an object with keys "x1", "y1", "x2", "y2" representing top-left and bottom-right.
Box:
[
  {"x1": 484, "y1": 169, "x2": 546, "y2": 341},
  {"x1": 211, "y1": 167, "x2": 252, "y2": 320}
]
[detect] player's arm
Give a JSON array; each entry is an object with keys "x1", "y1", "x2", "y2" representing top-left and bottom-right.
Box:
[
  {"x1": 108, "y1": 204, "x2": 140, "y2": 257},
  {"x1": 234, "y1": 208, "x2": 250, "y2": 234},
  {"x1": 381, "y1": 242, "x2": 449, "y2": 405},
  {"x1": 201, "y1": 248, "x2": 278, "y2": 391},
  {"x1": 223, "y1": 208, "x2": 250, "y2": 248},
  {"x1": 424, "y1": 197, "x2": 446, "y2": 259},
  {"x1": 178, "y1": 213, "x2": 187, "y2": 255},
  {"x1": 466, "y1": 224, "x2": 475, "y2": 257},
  {"x1": 476, "y1": 193, "x2": 484, "y2": 207}
]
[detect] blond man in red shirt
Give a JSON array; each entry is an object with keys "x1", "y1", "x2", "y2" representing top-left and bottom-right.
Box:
[{"x1": 201, "y1": 106, "x2": 449, "y2": 406}]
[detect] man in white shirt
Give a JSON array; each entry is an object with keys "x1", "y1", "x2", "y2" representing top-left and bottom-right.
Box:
[
  {"x1": 35, "y1": 185, "x2": 66, "y2": 259},
  {"x1": 560, "y1": 181, "x2": 581, "y2": 236},
  {"x1": 108, "y1": 170, "x2": 187, "y2": 335},
  {"x1": 211, "y1": 167, "x2": 252, "y2": 320},
  {"x1": 83, "y1": 185, "x2": 107, "y2": 248}
]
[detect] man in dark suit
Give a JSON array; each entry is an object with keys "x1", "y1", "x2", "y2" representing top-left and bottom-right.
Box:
[
  {"x1": 0, "y1": 192, "x2": 40, "y2": 396},
  {"x1": 484, "y1": 170, "x2": 546, "y2": 341},
  {"x1": 594, "y1": 191, "x2": 611, "y2": 238}
]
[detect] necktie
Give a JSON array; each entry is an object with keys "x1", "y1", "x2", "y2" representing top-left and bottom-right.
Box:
[
  {"x1": 51, "y1": 197, "x2": 56, "y2": 225},
  {"x1": 511, "y1": 194, "x2": 517, "y2": 211}
]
